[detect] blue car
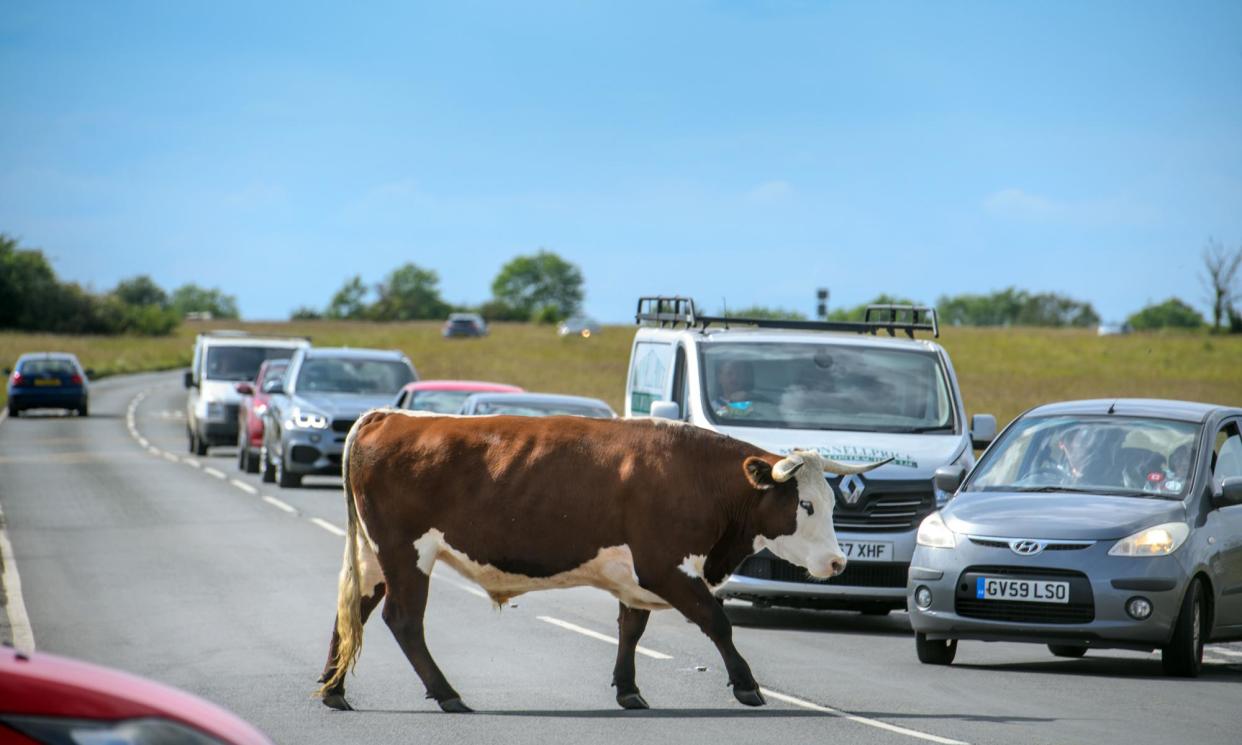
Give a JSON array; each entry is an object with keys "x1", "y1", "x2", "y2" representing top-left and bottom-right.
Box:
[{"x1": 5, "y1": 353, "x2": 92, "y2": 417}]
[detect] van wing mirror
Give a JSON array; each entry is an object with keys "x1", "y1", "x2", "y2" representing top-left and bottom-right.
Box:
[
  {"x1": 1216, "y1": 477, "x2": 1242, "y2": 508},
  {"x1": 649, "y1": 400, "x2": 680, "y2": 420},
  {"x1": 183, "y1": 370, "x2": 194, "y2": 389},
  {"x1": 971, "y1": 414, "x2": 997, "y2": 449},
  {"x1": 933, "y1": 465, "x2": 966, "y2": 496}
]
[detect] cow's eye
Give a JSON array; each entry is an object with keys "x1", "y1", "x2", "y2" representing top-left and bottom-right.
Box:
[{"x1": 799, "y1": 499, "x2": 814, "y2": 516}]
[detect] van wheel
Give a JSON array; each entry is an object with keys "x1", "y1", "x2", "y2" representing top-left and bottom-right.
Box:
[
  {"x1": 191, "y1": 430, "x2": 208, "y2": 456},
  {"x1": 1162, "y1": 578, "x2": 1205, "y2": 677},
  {"x1": 915, "y1": 632, "x2": 957, "y2": 665},
  {"x1": 1048, "y1": 645, "x2": 1087, "y2": 658}
]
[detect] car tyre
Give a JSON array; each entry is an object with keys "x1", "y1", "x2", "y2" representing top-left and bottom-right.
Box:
[
  {"x1": 8, "y1": 404, "x2": 20, "y2": 418},
  {"x1": 77, "y1": 403, "x2": 88, "y2": 417},
  {"x1": 275, "y1": 451, "x2": 302, "y2": 488},
  {"x1": 1048, "y1": 645, "x2": 1087, "y2": 658},
  {"x1": 260, "y1": 444, "x2": 276, "y2": 483},
  {"x1": 915, "y1": 632, "x2": 957, "y2": 665},
  {"x1": 238, "y1": 441, "x2": 250, "y2": 472},
  {"x1": 1162, "y1": 578, "x2": 1205, "y2": 677}
]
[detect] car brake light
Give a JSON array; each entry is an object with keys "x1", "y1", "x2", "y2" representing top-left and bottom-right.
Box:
[
  {"x1": 70, "y1": 374, "x2": 83, "y2": 385},
  {"x1": 10, "y1": 371, "x2": 24, "y2": 386}
]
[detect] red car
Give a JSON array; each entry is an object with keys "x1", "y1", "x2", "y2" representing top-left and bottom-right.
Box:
[
  {"x1": 393, "y1": 380, "x2": 523, "y2": 414},
  {"x1": 0, "y1": 645, "x2": 273, "y2": 745},
  {"x1": 234, "y1": 359, "x2": 289, "y2": 473}
]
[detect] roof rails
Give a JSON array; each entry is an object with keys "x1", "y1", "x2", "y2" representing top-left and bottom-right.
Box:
[
  {"x1": 635, "y1": 296, "x2": 939, "y2": 339},
  {"x1": 197, "y1": 330, "x2": 313, "y2": 342}
]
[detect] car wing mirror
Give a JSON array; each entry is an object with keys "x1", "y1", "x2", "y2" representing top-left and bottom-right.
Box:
[
  {"x1": 84, "y1": 368, "x2": 96, "y2": 378},
  {"x1": 262, "y1": 379, "x2": 285, "y2": 395},
  {"x1": 1215, "y1": 477, "x2": 1242, "y2": 508},
  {"x1": 971, "y1": 414, "x2": 997, "y2": 449},
  {"x1": 934, "y1": 464, "x2": 967, "y2": 496},
  {"x1": 650, "y1": 400, "x2": 680, "y2": 420}
]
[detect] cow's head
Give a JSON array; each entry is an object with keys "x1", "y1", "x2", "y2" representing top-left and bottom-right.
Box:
[{"x1": 744, "y1": 450, "x2": 891, "y2": 579}]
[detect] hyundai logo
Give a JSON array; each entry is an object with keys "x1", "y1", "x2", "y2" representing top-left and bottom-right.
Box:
[
  {"x1": 838, "y1": 474, "x2": 866, "y2": 505},
  {"x1": 1009, "y1": 539, "x2": 1045, "y2": 556}
]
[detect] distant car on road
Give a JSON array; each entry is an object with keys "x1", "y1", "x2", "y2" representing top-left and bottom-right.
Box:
[
  {"x1": 234, "y1": 358, "x2": 290, "y2": 473},
  {"x1": 0, "y1": 645, "x2": 272, "y2": 745},
  {"x1": 909, "y1": 398, "x2": 1242, "y2": 676},
  {"x1": 5, "y1": 353, "x2": 92, "y2": 417},
  {"x1": 442, "y1": 312, "x2": 488, "y2": 338},
  {"x1": 458, "y1": 392, "x2": 616, "y2": 419},
  {"x1": 261, "y1": 347, "x2": 418, "y2": 487},
  {"x1": 558, "y1": 315, "x2": 600, "y2": 338},
  {"x1": 394, "y1": 380, "x2": 523, "y2": 414}
]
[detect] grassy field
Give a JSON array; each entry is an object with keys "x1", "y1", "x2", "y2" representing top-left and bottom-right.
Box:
[{"x1": 2, "y1": 320, "x2": 1241, "y2": 428}]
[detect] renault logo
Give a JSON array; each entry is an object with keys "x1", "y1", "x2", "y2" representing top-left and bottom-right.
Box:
[
  {"x1": 838, "y1": 474, "x2": 866, "y2": 505},
  {"x1": 1009, "y1": 539, "x2": 1045, "y2": 556}
]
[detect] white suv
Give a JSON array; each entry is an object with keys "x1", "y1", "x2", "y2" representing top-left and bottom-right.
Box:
[
  {"x1": 184, "y1": 332, "x2": 309, "y2": 456},
  {"x1": 624, "y1": 296, "x2": 995, "y2": 614}
]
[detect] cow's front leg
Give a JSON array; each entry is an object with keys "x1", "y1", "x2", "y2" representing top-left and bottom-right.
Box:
[
  {"x1": 612, "y1": 602, "x2": 651, "y2": 710},
  {"x1": 650, "y1": 573, "x2": 765, "y2": 707}
]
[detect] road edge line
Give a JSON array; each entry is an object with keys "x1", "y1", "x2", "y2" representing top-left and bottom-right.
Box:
[{"x1": 0, "y1": 505, "x2": 35, "y2": 653}]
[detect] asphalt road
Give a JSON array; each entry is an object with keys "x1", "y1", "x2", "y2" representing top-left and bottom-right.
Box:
[{"x1": 2, "y1": 371, "x2": 1241, "y2": 745}]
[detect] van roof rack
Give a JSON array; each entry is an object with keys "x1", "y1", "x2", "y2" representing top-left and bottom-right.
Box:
[{"x1": 634, "y1": 296, "x2": 939, "y2": 339}]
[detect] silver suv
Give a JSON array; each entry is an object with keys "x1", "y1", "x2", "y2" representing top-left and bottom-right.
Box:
[{"x1": 625, "y1": 296, "x2": 995, "y2": 614}]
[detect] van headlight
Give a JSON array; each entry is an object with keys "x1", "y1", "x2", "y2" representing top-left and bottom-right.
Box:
[
  {"x1": 916, "y1": 512, "x2": 957, "y2": 549},
  {"x1": 1108, "y1": 522, "x2": 1190, "y2": 557},
  {"x1": 286, "y1": 406, "x2": 329, "y2": 430}
]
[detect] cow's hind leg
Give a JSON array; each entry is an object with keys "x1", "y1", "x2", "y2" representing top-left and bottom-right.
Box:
[
  {"x1": 612, "y1": 602, "x2": 651, "y2": 710},
  {"x1": 382, "y1": 553, "x2": 471, "y2": 713},
  {"x1": 319, "y1": 583, "x2": 386, "y2": 710},
  {"x1": 652, "y1": 573, "x2": 765, "y2": 707}
]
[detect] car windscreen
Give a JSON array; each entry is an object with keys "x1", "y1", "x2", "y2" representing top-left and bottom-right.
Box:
[
  {"x1": 205, "y1": 346, "x2": 297, "y2": 381},
  {"x1": 296, "y1": 358, "x2": 414, "y2": 394},
  {"x1": 410, "y1": 390, "x2": 475, "y2": 413},
  {"x1": 965, "y1": 415, "x2": 1199, "y2": 499},
  {"x1": 19, "y1": 359, "x2": 79, "y2": 377},
  {"x1": 699, "y1": 342, "x2": 954, "y2": 432},
  {"x1": 474, "y1": 401, "x2": 612, "y2": 418}
]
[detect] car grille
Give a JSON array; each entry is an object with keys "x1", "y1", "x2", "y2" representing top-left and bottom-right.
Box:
[
  {"x1": 967, "y1": 537, "x2": 1095, "y2": 551},
  {"x1": 954, "y1": 565, "x2": 1095, "y2": 625},
  {"x1": 331, "y1": 418, "x2": 356, "y2": 434},
  {"x1": 831, "y1": 478, "x2": 936, "y2": 532},
  {"x1": 735, "y1": 552, "x2": 908, "y2": 588}
]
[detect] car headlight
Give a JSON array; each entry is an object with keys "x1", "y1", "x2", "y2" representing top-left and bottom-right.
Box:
[
  {"x1": 916, "y1": 511, "x2": 957, "y2": 549},
  {"x1": 0, "y1": 715, "x2": 229, "y2": 745},
  {"x1": 286, "y1": 406, "x2": 329, "y2": 430},
  {"x1": 1108, "y1": 522, "x2": 1190, "y2": 557}
]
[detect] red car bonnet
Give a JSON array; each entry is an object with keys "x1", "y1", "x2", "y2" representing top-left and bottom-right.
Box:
[{"x1": 0, "y1": 647, "x2": 272, "y2": 745}]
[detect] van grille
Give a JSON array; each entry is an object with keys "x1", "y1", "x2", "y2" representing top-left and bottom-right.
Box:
[
  {"x1": 831, "y1": 477, "x2": 936, "y2": 532},
  {"x1": 735, "y1": 553, "x2": 908, "y2": 588}
]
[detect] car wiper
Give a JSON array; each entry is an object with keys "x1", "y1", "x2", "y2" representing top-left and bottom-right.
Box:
[
  {"x1": 900, "y1": 425, "x2": 954, "y2": 433},
  {"x1": 1008, "y1": 486, "x2": 1103, "y2": 494}
]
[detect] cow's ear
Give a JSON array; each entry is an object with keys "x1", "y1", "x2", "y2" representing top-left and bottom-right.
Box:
[{"x1": 744, "y1": 456, "x2": 777, "y2": 490}]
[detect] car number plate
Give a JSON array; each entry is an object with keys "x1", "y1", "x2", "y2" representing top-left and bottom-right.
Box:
[
  {"x1": 976, "y1": 577, "x2": 1070, "y2": 604},
  {"x1": 33, "y1": 378, "x2": 61, "y2": 386},
  {"x1": 839, "y1": 541, "x2": 893, "y2": 562}
]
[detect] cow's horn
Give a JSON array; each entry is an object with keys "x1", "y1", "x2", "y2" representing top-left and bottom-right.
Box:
[
  {"x1": 819, "y1": 456, "x2": 893, "y2": 476},
  {"x1": 772, "y1": 456, "x2": 804, "y2": 482}
]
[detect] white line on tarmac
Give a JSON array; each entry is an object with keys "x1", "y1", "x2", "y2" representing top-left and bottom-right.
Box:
[
  {"x1": 536, "y1": 615, "x2": 672, "y2": 660},
  {"x1": 311, "y1": 517, "x2": 346, "y2": 536},
  {"x1": 759, "y1": 688, "x2": 969, "y2": 745},
  {"x1": 262, "y1": 496, "x2": 297, "y2": 514},
  {"x1": 0, "y1": 505, "x2": 35, "y2": 653},
  {"x1": 203, "y1": 467, "x2": 226, "y2": 480},
  {"x1": 182, "y1": 458, "x2": 201, "y2": 468},
  {"x1": 230, "y1": 479, "x2": 257, "y2": 495},
  {"x1": 147, "y1": 446, "x2": 161, "y2": 456},
  {"x1": 162, "y1": 452, "x2": 179, "y2": 463},
  {"x1": 138, "y1": 437, "x2": 149, "y2": 448}
]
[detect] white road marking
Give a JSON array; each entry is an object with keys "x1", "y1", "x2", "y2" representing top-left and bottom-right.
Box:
[
  {"x1": 0, "y1": 505, "x2": 35, "y2": 653},
  {"x1": 148, "y1": 446, "x2": 161, "y2": 456},
  {"x1": 183, "y1": 458, "x2": 201, "y2": 468},
  {"x1": 162, "y1": 452, "x2": 179, "y2": 463},
  {"x1": 204, "y1": 467, "x2": 226, "y2": 480},
  {"x1": 311, "y1": 517, "x2": 346, "y2": 536},
  {"x1": 230, "y1": 479, "x2": 257, "y2": 495},
  {"x1": 759, "y1": 688, "x2": 969, "y2": 745},
  {"x1": 536, "y1": 615, "x2": 672, "y2": 660},
  {"x1": 262, "y1": 495, "x2": 297, "y2": 514},
  {"x1": 138, "y1": 437, "x2": 149, "y2": 448}
]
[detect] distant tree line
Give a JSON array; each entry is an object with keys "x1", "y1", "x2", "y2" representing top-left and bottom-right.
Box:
[
  {"x1": 293, "y1": 249, "x2": 585, "y2": 324},
  {"x1": 1, "y1": 233, "x2": 238, "y2": 336}
]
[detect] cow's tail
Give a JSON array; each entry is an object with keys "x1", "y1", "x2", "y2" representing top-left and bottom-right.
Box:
[{"x1": 318, "y1": 410, "x2": 383, "y2": 698}]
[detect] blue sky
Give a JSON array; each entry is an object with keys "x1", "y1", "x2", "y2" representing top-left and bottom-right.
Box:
[{"x1": 2, "y1": 1, "x2": 1240, "y2": 323}]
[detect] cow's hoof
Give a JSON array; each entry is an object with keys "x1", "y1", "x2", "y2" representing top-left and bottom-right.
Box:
[
  {"x1": 438, "y1": 697, "x2": 473, "y2": 713},
  {"x1": 617, "y1": 692, "x2": 650, "y2": 710},
  {"x1": 733, "y1": 688, "x2": 766, "y2": 707},
  {"x1": 322, "y1": 694, "x2": 353, "y2": 711}
]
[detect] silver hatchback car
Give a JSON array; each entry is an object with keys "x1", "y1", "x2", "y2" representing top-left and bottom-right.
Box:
[{"x1": 908, "y1": 399, "x2": 1242, "y2": 676}]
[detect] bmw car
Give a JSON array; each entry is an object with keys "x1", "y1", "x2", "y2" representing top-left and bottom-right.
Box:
[{"x1": 908, "y1": 399, "x2": 1242, "y2": 676}]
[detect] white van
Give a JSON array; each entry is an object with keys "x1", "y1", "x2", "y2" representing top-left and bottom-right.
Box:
[
  {"x1": 184, "y1": 331, "x2": 310, "y2": 456},
  {"x1": 625, "y1": 296, "x2": 995, "y2": 614}
]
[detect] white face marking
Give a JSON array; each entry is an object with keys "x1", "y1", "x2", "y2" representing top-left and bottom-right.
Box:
[
  {"x1": 755, "y1": 451, "x2": 846, "y2": 578},
  {"x1": 411, "y1": 530, "x2": 671, "y2": 611}
]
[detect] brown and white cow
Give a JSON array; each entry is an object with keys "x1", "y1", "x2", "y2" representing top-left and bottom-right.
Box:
[{"x1": 317, "y1": 410, "x2": 888, "y2": 712}]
